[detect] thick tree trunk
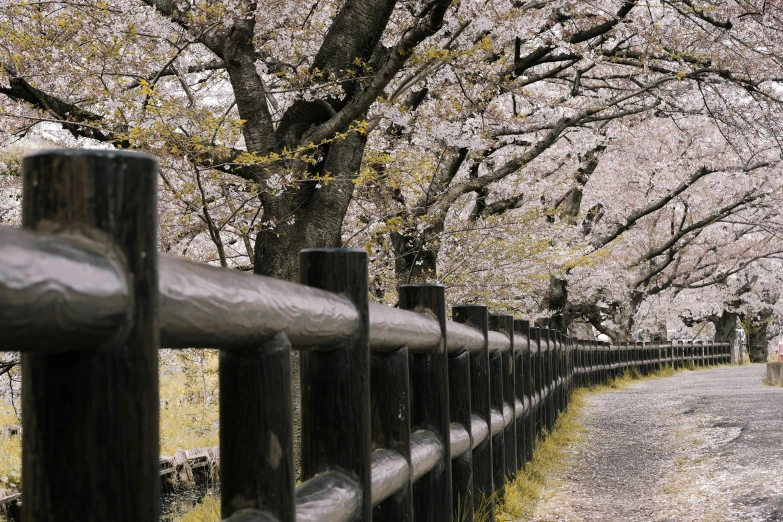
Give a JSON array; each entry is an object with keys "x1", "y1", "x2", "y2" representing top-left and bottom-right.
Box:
[
  {"x1": 709, "y1": 311, "x2": 738, "y2": 363},
  {"x1": 745, "y1": 309, "x2": 772, "y2": 363},
  {"x1": 253, "y1": 134, "x2": 367, "y2": 479},
  {"x1": 711, "y1": 311, "x2": 738, "y2": 343},
  {"x1": 544, "y1": 277, "x2": 568, "y2": 331},
  {"x1": 603, "y1": 291, "x2": 644, "y2": 341},
  {"x1": 391, "y1": 210, "x2": 446, "y2": 284},
  {"x1": 569, "y1": 321, "x2": 595, "y2": 340},
  {"x1": 255, "y1": 135, "x2": 367, "y2": 278},
  {"x1": 542, "y1": 145, "x2": 607, "y2": 332},
  {"x1": 611, "y1": 314, "x2": 633, "y2": 341}
]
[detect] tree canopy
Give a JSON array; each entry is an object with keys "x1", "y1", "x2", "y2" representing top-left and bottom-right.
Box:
[{"x1": 2, "y1": 0, "x2": 783, "y2": 357}]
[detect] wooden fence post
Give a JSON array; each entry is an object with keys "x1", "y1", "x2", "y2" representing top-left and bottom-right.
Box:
[
  {"x1": 370, "y1": 346, "x2": 413, "y2": 521},
  {"x1": 552, "y1": 331, "x2": 561, "y2": 417},
  {"x1": 299, "y1": 249, "x2": 371, "y2": 521},
  {"x1": 448, "y1": 347, "x2": 473, "y2": 522},
  {"x1": 560, "y1": 333, "x2": 567, "y2": 403},
  {"x1": 633, "y1": 341, "x2": 640, "y2": 375},
  {"x1": 585, "y1": 340, "x2": 592, "y2": 385},
  {"x1": 452, "y1": 305, "x2": 493, "y2": 519},
  {"x1": 220, "y1": 335, "x2": 294, "y2": 520},
  {"x1": 546, "y1": 329, "x2": 556, "y2": 431},
  {"x1": 21, "y1": 150, "x2": 159, "y2": 522},
  {"x1": 596, "y1": 340, "x2": 602, "y2": 384},
  {"x1": 688, "y1": 340, "x2": 695, "y2": 369},
  {"x1": 612, "y1": 340, "x2": 619, "y2": 380},
  {"x1": 540, "y1": 329, "x2": 549, "y2": 431},
  {"x1": 575, "y1": 338, "x2": 582, "y2": 388},
  {"x1": 586, "y1": 339, "x2": 593, "y2": 385},
  {"x1": 399, "y1": 285, "x2": 452, "y2": 522},
  {"x1": 566, "y1": 334, "x2": 574, "y2": 402},
  {"x1": 678, "y1": 340, "x2": 685, "y2": 369},
  {"x1": 490, "y1": 314, "x2": 516, "y2": 488},
  {"x1": 487, "y1": 317, "x2": 505, "y2": 501},
  {"x1": 562, "y1": 333, "x2": 568, "y2": 401},
  {"x1": 528, "y1": 327, "x2": 541, "y2": 444},
  {"x1": 512, "y1": 320, "x2": 531, "y2": 469}
]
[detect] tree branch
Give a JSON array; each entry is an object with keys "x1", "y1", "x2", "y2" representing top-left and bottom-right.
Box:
[
  {"x1": 592, "y1": 162, "x2": 769, "y2": 248},
  {"x1": 305, "y1": 0, "x2": 455, "y2": 144},
  {"x1": 639, "y1": 192, "x2": 765, "y2": 264}
]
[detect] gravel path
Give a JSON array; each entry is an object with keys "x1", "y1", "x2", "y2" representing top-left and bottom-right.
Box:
[{"x1": 529, "y1": 364, "x2": 783, "y2": 522}]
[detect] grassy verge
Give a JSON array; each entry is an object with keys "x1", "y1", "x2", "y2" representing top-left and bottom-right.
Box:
[
  {"x1": 159, "y1": 350, "x2": 219, "y2": 456},
  {"x1": 494, "y1": 388, "x2": 589, "y2": 521}
]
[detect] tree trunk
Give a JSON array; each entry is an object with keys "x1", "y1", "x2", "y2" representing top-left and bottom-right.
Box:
[
  {"x1": 605, "y1": 291, "x2": 644, "y2": 341},
  {"x1": 711, "y1": 311, "x2": 738, "y2": 343},
  {"x1": 390, "y1": 217, "x2": 444, "y2": 285},
  {"x1": 569, "y1": 321, "x2": 595, "y2": 340},
  {"x1": 709, "y1": 311, "x2": 738, "y2": 363},
  {"x1": 253, "y1": 134, "x2": 367, "y2": 480},
  {"x1": 542, "y1": 145, "x2": 606, "y2": 331},
  {"x1": 745, "y1": 309, "x2": 772, "y2": 363},
  {"x1": 544, "y1": 277, "x2": 568, "y2": 331}
]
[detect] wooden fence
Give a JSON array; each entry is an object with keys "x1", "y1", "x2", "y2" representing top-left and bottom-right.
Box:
[{"x1": 0, "y1": 150, "x2": 731, "y2": 522}]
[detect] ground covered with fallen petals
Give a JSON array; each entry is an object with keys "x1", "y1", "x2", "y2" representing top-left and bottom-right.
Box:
[{"x1": 527, "y1": 365, "x2": 783, "y2": 522}]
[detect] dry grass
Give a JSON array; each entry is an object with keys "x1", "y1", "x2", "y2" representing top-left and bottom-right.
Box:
[
  {"x1": 159, "y1": 350, "x2": 219, "y2": 456},
  {"x1": 0, "y1": 400, "x2": 20, "y2": 490},
  {"x1": 173, "y1": 492, "x2": 220, "y2": 522},
  {"x1": 0, "y1": 437, "x2": 20, "y2": 490},
  {"x1": 495, "y1": 389, "x2": 589, "y2": 521}
]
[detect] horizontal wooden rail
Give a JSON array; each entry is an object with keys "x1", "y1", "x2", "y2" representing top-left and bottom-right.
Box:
[
  {"x1": 0, "y1": 225, "x2": 129, "y2": 352},
  {"x1": 487, "y1": 331, "x2": 511, "y2": 353},
  {"x1": 160, "y1": 254, "x2": 361, "y2": 350},
  {"x1": 2, "y1": 224, "x2": 495, "y2": 357},
  {"x1": 368, "y1": 302, "x2": 441, "y2": 352}
]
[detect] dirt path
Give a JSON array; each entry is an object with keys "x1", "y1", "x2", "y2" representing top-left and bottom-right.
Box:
[{"x1": 529, "y1": 365, "x2": 783, "y2": 522}]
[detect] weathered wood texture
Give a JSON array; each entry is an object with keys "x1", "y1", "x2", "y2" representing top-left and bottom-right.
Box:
[
  {"x1": 299, "y1": 249, "x2": 372, "y2": 522},
  {"x1": 220, "y1": 333, "x2": 295, "y2": 521},
  {"x1": 21, "y1": 150, "x2": 160, "y2": 522},
  {"x1": 452, "y1": 305, "x2": 493, "y2": 519},
  {"x1": 370, "y1": 347, "x2": 413, "y2": 521},
  {"x1": 399, "y1": 284, "x2": 452, "y2": 522},
  {"x1": 447, "y1": 349, "x2": 473, "y2": 521}
]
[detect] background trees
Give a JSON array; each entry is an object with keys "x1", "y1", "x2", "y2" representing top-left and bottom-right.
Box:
[{"x1": 1, "y1": 0, "x2": 783, "y2": 350}]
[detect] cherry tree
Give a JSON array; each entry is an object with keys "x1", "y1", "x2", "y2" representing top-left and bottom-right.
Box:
[
  {"x1": 343, "y1": 0, "x2": 783, "y2": 314},
  {"x1": 2, "y1": 0, "x2": 783, "y2": 342}
]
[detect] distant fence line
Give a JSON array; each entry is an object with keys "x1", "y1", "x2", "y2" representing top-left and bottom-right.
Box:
[{"x1": 0, "y1": 150, "x2": 731, "y2": 522}]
